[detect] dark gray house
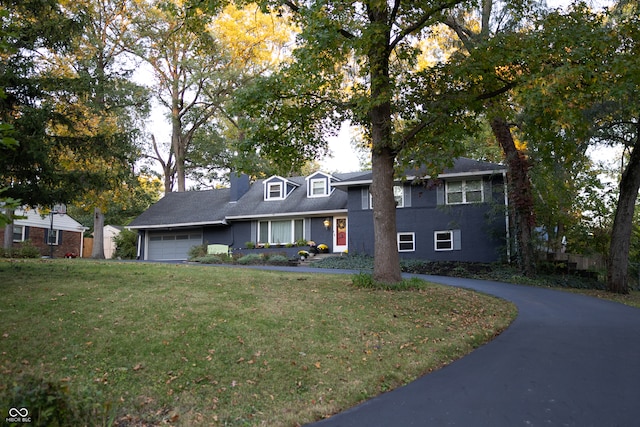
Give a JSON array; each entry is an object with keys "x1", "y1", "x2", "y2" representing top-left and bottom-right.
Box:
[{"x1": 128, "y1": 158, "x2": 508, "y2": 262}]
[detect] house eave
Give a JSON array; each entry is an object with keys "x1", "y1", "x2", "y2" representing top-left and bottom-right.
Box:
[
  {"x1": 225, "y1": 209, "x2": 348, "y2": 221},
  {"x1": 332, "y1": 168, "x2": 508, "y2": 187},
  {"x1": 426, "y1": 169, "x2": 507, "y2": 180},
  {"x1": 127, "y1": 220, "x2": 228, "y2": 230}
]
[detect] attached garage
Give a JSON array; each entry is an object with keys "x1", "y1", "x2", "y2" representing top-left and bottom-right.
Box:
[{"x1": 147, "y1": 230, "x2": 202, "y2": 260}]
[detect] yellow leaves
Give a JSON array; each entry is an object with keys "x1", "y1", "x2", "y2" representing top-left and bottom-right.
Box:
[{"x1": 211, "y1": 4, "x2": 293, "y2": 68}]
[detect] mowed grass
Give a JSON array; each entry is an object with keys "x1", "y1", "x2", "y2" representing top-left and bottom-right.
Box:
[{"x1": 0, "y1": 260, "x2": 516, "y2": 426}]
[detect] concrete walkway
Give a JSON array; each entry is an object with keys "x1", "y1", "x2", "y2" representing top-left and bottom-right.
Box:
[{"x1": 300, "y1": 274, "x2": 640, "y2": 427}]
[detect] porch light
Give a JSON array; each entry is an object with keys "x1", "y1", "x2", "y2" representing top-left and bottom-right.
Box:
[{"x1": 323, "y1": 218, "x2": 331, "y2": 230}]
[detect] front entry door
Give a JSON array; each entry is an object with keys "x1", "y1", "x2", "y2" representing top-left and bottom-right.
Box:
[{"x1": 333, "y1": 217, "x2": 348, "y2": 253}]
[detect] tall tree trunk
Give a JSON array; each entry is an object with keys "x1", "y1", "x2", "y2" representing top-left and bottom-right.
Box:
[
  {"x1": 368, "y1": 1, "x2": 401, "y2": 284},
  {"x1": 608, "y1": 139, "x2": 640, "y2": 294},
  {"x1": 371, "y1": 147, "x2": 401, "y2": 283},
  {"x1": 3, "y1": 209, "x2": 13, "y2": 250},
  {"x1": 172, "y1": 76, "x2": 186, "y2": 192},
  {"x1": 91, "y1": 207, "x2": 106, "y2": 259},
  {"x1": 172, "y1": 130, "x2": 186, "y2": 192},
  {"x1": 490, "y1": 116, "x2": 536, "y2": 276}
]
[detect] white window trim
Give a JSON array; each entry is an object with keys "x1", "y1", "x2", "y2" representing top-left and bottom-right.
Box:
[
  {"x1": 308, "y1": 178, "x2": 328, "y2": 197},
  {"x1": 434, "y1": 230, "x2": 453, "y2": 251},
  {"x1": 397, "y1": 232, "x2": 415, "y2": 252},
  {"x1": 12, "y1": 225, "x2": 25, "y2": 242},
  {"x1": 48, "y1": 229, "x2": 60, "y2": 246},
  {"x1": 258, "y1": 218, "x2": 305, "y2": 245},
  {"x1": 368, "y1": 185, "x2": 404, "y2": 209},
  {"x1": 265, "y1": 181, "x2": 284, "y2": 200},
  {"x1": 445, "y1": 179, "x2": 484, "y2": 205}
]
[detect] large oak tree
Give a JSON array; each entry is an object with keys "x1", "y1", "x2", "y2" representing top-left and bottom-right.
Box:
[{"x1": 234, "y1": 0, "x2": 484, "y2": 283}]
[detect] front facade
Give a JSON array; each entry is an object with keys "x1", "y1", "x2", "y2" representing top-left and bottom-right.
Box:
[
  {"x1": 0, "y1": 208, "x2": 86, "y2": 257},
  {"x1": 128, "y1": 159, "x2": 508, "y2": 262}
]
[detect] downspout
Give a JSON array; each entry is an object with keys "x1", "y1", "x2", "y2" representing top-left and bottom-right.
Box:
[
  {"x1": 503, "y1": 170, "x2": 511, "y2": 262},
  {"x1": 137, "y1": 232, "x2": 142, "y2": 260}
]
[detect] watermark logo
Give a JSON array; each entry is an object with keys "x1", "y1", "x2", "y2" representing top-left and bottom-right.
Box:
[{"x1": 6, "y1": 407, "x2": 31, "y2": 423}]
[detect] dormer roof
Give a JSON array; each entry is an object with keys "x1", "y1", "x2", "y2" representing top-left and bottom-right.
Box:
[{"x1": 262, "y1": 175, "x2": 300, "y2": 201}]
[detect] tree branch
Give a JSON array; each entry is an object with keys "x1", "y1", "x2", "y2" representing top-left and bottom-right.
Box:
[
  {"x1": 475, "y1": 81, "x2": 518, "y2": 101},
  {"x1": 390, "y1": 0, "x2": 462, "y2": 51}
]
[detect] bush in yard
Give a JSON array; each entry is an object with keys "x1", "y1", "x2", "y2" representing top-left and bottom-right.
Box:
[
  {"x1": 15, "y1": 240, "x2": 41, "y2": 258},
  {"x1": 237, "y1": 253, "x2": 263, "y2": 265},
  {"x1": 113, "y1": 229, "x2": 138, "y2": 259},
  {"x1": 187, "y1": 243, "x2": 208, "y2": 260},
  {"x1": 266, "y1": 254, "x2": 291, "y2": 265},
  {"x1": 191, "y1": 255, "x2": 224, "y2": 264},
  {"x1": 2, "y1": 373, "x2": 114, "y2": 426}
]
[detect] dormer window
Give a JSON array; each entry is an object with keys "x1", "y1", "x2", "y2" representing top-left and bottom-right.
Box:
[
  {"x1": 306, "y1": 172, "x2": 333, "y2": 198},
  {"x1": 264, "y1": 176, "x2": 298, "y2": 201},
  {"x1": 309, "y1": 178, "x2": 327, "y2": 197},
  {"x1": 267, "y1": 182, "x2": 283, "y2": 200}
]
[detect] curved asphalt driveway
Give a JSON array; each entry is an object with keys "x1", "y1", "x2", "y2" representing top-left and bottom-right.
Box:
[{"x1": 300, "y1": 273, "x2": 640, "y2": 427}]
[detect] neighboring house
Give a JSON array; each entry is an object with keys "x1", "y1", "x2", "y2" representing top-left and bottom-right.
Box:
[
  {"x1": 128, "y1": 158, "x2": 508, "y2": 262},
  {"x1": 0, "y1": 208, "x2": 87, "y2": 257},
  {"x1": 103, "y1": 225, "x2": 123, "y2": 259}
]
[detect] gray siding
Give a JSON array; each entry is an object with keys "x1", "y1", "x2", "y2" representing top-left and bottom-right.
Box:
[{"x1": 346, "y1": 175, "x2": 507, "y2": 262}]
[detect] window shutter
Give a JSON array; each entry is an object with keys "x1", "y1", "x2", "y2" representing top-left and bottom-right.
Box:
[
  {"x1": 58, "y1": 230, "x2": 63, "y2": 244},
  {"x1": 305, "y1": 218, "x2": 311, "y2": 239},
  {"x1": 436, "y1": 184, "x2": 445, "y2": 205},
  {"x1": 404, "y1": 185, "x2": 412, "y2": 207},
  {"x1": 250, "y1": 221, "x2": 257, "y2": 243},
  {"x1": 453, "y1": 229, "x2": 462, "y2": 250},
  {"x1": 361, "y1": 187, "x2": 369, "y2": 210},
  {"x1": 24, "y1": 226, "x2": 29, "y2": 239},
  {"x1": 483, "y1": 178, "x2": 492, "y2": 203}
]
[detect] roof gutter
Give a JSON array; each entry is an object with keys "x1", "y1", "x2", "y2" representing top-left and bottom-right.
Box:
[
  {"x1": 225, "y1": 209, "x2": 348, "y2": 221},
  {"x1": 127, "y1": 219, "x2": 228, "y2": 230}
]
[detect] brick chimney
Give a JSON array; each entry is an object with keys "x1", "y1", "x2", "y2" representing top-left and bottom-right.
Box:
[{"x1": 229, "y1": 172, "x2": 250, "y2": 202}]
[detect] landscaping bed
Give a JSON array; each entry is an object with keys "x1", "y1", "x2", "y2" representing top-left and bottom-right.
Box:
[{"x1": 311, "y1": 254, "x2": 608, "y2": 290}]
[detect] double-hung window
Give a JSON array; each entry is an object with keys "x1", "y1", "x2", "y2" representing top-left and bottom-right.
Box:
[
  {"x1": 12, "y1": 225, "x2": 25, "y2": 242},
  {"x1": 434, "y1": 230, "x2": 461, "y2": 251},
  {"x1": 446, "y1": 180, "x2": 483, "y2": 204},
  {"x1": 47, "y1": 229, "x2": 60, "y2": 245},
  {"x1": 267, "y1": 182, "x2": 283, "y2": 200},
  {"x1": 368, "y1": 185, "x2": 405, "y2": 209},
  {"x1": 259, "y1": 219, "x2": 304, "y2": 245},
  {"x1": 309, "y1": 178, "x2": 328, "y2": 197},
  {"x1": 397, "y1": 232, "x2": 415, "y2": 252}
]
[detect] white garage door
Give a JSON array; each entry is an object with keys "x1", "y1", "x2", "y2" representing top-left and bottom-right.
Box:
[{"x1": 147, "y1": 231, "x2": 202, "y2": 260}]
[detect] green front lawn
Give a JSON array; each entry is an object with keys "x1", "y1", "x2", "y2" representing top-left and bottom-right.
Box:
[{"x1": 0, "y1": 260, "x2": 516, "y2": 426}]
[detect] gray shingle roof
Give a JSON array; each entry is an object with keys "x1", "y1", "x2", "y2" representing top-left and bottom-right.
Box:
[
  {"x1": 225, "y1": 175, "x2": 348, "y2": 219},
  {"x1": 128, "y1": 189, "x2": 231, "y2": 228},
  {"x1": 129, "y1": 174, "x2": 350, "y2": 229},
  {"x1": 334, "y1": 158, "x2": 504, "y2": 185},
  {"x1": 128, "y1": 159, "x2": 504, "y2": 229}
]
